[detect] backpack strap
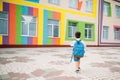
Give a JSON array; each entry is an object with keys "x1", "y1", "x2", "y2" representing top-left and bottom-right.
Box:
[{"x1": 76, "y1": 40, "x2": 81, "y2": 44}]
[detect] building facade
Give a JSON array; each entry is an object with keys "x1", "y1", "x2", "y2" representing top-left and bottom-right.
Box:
[
  {"x1": 99, "y1": 0, "x2": 120, "y2": 46},
  {"x1": 0, "y1": 0, "x2": 120, "y2": 47}
]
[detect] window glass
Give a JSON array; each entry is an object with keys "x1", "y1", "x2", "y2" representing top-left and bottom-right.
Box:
[
  {"x1": 68, "y1": 22, "x2": 77, "y2": 38},
  {"x1": 86, "y1": 0, "x2": 93, "y2": 12},
  {"x1": 22, "y1": 22, "x2": 28, "y2": 35},
  {"x1": 88, "y1": 29, "x2": 91, "y2": 38},
  {"x1": 54, "y1": 25, "x2": 59, "y2": 37},
  {"x1": 103, "y1": 26, "x2": 109, "y2": 40},
  {"x1": 48, "y1": 19, "x2": 59, "y2": 38},
  {"x1": 68, "y1": 27, "x2": 72, "y2": 37},
  {"x1": 49, "y1": 0, "x2": 60, "y2": 5},
  {"x1": 0, "y1": 12, "x2": 8, "y2": 18},
  {"x1": 22, "y1": 15, "x2": 37, "y2": 37},
  {"x1": 114, "y1": 28, "x2": 119, "y2": 40},
  {"x1": 29, "y1": 23, "x2": 36, "y2": 36},
  {"x1": 31, "y1": 17, "x2": 37, "y2": 22},
  {"x1": 48, "y1": 19, "x2": 59, "y2": 25},
  {"x1": 103, "y1": 2, "x2": 111, "y2": 16},
  {"x1": 0, "y1": 12, "x2": 8, "y2": 35},
  {"x1": 115, "y1": 5, "x2": 120, "y2": 18},
  {"x1": 73, "y1": 27, "x2": 76, "y2": 38},
  {"x1": 85, "y1": 24, "x2": 92, "y2": 39},
  {"x1": 48, "y1": 25, "x2": 52, "y2": 37},
  {"x1": 69, "y1": 0, "x2": 78, "y2": 9}
]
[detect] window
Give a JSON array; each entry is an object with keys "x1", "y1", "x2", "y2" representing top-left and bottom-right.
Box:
[
  {"x1": 103, "y1": 2, "x2": 111, "y2": 16},
  {"x1": 114, "y1": 28, "x2": 119, "y2": 40},
  {"x1": 68, "y1": 22, "x2": 77, "y2": 38},
  {"x1": 69, "y1": 0, "x2": 78, "y2": 9},
  {"x1": 0, "y1": 12, "x2": 8, "y2": 35},
  {"x1": 86, "y1": 0, "x2": 93, "y2": 12},
  {"x1": 103, "y1": 26, "x2": 109, "y2": 40},
  {"x1": 49, "y1": 0, "x2": 60, "y2": 5},
  {"x1": 85, "y1": 24, "x2": 92, "y2": 39},
  {"x1": 22, "y1": 15, "x2": 37, "y2": 37},
  {"x1": 48, "y1": 19, "x2": 60, "y2": 38},
  {"x1": 115, "y1": 5, "x2": 120, "y2": 18}
]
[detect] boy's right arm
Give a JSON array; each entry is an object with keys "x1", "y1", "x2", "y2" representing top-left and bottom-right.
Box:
[{"x1": 70, "y1": 41, "x2": 75, "y2": 47}]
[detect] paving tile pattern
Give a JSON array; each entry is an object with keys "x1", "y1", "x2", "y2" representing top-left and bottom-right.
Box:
[{"x1": 0, "y1": 47, "x2": 120, "y2": 80}]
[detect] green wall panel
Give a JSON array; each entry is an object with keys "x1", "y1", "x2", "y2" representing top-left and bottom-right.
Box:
[
  {"x1": 16, "y1": 5, "x2": 22, "y2": 44},
  {"x1": 77, "y1": 22, "x2": 85, "y2": 40},
  {"x1": 66, "y1": 20, "x2": 95, "y2": 42},
  {"x1": 48, "y1": 38, "x2": 52, "y2": 44},
  {"x1": 48, "y1": 11, "x2": 52, "y2": 19}
]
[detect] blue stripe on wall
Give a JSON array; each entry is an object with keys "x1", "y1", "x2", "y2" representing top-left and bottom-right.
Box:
[
  {"x1": 22, "y1": 6, "x2": 28, "y2": 44},
  {"x1": 22, "y1": 6, "x2": 28, "y2": 15},
  {"x1": 22, "y1": 36, "x2": 27, "y2": 44},
  {"x1": 26, "y1": 0, "x2": 39, "y2": 3},
  {"x1": 43, "y1": 10, "x2": 48, "y2": 44}
]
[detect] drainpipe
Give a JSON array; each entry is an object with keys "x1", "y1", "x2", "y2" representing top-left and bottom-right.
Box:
[{"x1": 98, "y1": 0, "x2": 100, "y2": 47}]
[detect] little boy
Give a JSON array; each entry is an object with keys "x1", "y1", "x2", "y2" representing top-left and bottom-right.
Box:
[{"x1": 71, "y1": 31, "x2": 86, "y2": 73}]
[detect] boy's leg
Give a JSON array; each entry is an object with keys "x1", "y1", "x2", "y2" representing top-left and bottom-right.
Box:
[
  {"x1": 74, "y1": 57, "x2": 80, "y2": 72},
  {"x1": 75, "y1": 60, "x2": 80, "y2": 70}
]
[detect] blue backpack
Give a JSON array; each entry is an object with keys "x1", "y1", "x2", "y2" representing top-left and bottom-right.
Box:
[{"x1": 72, "y1": 40, "x2": 85, "y2": 57}]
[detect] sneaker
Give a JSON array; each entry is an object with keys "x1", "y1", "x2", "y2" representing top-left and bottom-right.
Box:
[
  {"x1": 75, "y1": 69, "x2": 79, "y2": 73},
  {"x1": 78, "y1": 67, "x2": 81, "y2": 70}
]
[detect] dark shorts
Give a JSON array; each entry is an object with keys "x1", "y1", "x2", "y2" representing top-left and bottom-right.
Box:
[{"x1": 74, "y1": 57, "x2": 80, "y2": 62}]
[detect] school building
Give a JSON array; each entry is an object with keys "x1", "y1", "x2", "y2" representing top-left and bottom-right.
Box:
[{"x1": 0, "y1": 0, "x2": 120, "y2": 47}]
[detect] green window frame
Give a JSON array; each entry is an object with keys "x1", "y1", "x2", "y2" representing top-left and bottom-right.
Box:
[{"x1": 103, "y1": 1, "x2": 111, "y2": 17}]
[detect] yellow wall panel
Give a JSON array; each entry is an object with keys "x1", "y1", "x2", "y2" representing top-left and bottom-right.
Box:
[
  {"x1": 0, "y1": 2, "x2": 3, "y2": 11},
  {"x1": 38, "y1": 9, "x2": 43, "y2": 45},
  {"x1": 93, "y1": 0, "x2": 97, "y2": 17},
  {"x1": 60, "y1": 13, "x2": 65, "y2": 45},
  {"x1": 0, "y1": 36, "x2": 2, "y2": 45},
  {"x1": 3, "y1": 0, "x2": 96, "y2": 18}
]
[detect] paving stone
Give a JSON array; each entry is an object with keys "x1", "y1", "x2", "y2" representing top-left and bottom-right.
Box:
[{"x1": 0, "y1": 47, "x2": 120, "y2": 80}]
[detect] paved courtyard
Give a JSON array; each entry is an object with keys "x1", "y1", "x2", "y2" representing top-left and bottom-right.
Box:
[{"x1": 0, "y1": 47, "x2": 120, "y2": 80}]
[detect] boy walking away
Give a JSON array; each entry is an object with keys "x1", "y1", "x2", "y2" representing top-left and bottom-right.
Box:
[{"x1": 71, "y1": 31, "x2": 86, "y2": 73}]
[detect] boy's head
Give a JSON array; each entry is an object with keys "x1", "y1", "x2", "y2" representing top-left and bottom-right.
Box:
[{"x1": 75, "y1": 31, "x2": 81, "y2": 38}]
